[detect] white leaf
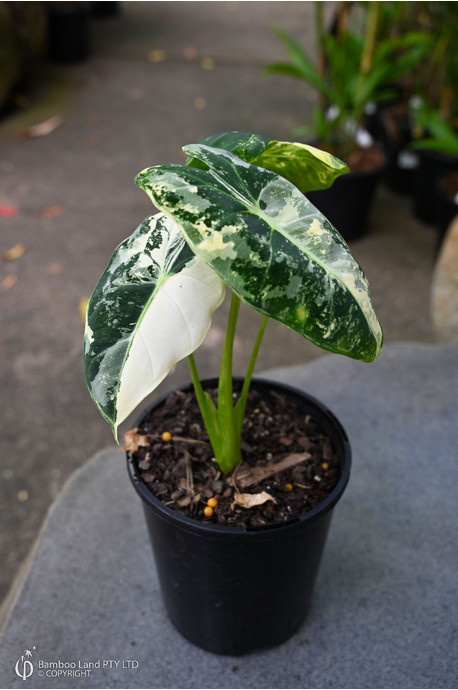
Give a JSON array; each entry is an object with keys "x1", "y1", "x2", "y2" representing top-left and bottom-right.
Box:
[{"x1": 83, "y1": 213, "x2": 225, "y2": 436}]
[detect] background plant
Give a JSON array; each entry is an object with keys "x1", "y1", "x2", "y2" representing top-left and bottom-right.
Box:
[
  {"x1": 412, "y1": 2, "x2": 458, "y2": 122},
  {"x1": 409, "y1": 102, "x2": 458, "y2": 158},
  {"x1": 265, "y1": 1, "x2": 433, "y2": 160}
]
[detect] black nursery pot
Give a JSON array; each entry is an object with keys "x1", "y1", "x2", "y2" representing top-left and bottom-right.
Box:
[
  {"x1": 413, "y1": 149, "x2": 458, "y2": 225},
  {"x1": 47, "y1": 3, "x2": 91, "y2": 63},
  {"x1": 307, "y1": 162, "x2": 385, "y2": 241},
  {"x1": 127, "y1": 378, "x2": 351, "y2": 656}
]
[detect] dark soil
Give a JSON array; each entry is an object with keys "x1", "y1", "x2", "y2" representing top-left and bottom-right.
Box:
[
  {"x1": 345, "y1": 144, "x2": 386, "y2": 172},
  {"x1": 128, "y1": 384, "x2": 340, "y2": 529}
]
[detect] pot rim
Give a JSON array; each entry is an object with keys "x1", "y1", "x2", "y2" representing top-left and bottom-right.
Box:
[{"x1": 127, "y1": 377, "x2": 351, "y2": 540}]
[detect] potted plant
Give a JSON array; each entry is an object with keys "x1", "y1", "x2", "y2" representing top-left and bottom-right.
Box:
[
  {"x1": 83, "y1": 131, "x2": 383, "y2": 655},
  {"x1": 264, "y1": 1, "x2": 432, "y2": 238},
  {"x1": 390, "y1": 3, "x2": 458, "y2": 216},
  {"x1": 409, "y1": 101, "x2": 458, "y2": 231}
]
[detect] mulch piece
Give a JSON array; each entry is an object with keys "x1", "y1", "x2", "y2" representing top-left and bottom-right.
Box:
[
  {"x1": 131, "y1": 384, "x2": 340, "y2": 529},
  {"x1": 345, "y1": 144, "x2": 386, "y2": 171}
]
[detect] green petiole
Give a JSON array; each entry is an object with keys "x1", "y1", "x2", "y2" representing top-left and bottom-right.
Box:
[{"x1": 188, "y1": 293, "x2": 269, "y2": 475}]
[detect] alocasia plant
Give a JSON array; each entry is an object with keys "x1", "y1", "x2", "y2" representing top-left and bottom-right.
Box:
[{"x1": 83, "y1": 132, "x2": 383, "y2": 474}]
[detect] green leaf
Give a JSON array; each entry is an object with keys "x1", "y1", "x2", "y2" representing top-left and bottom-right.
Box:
[
  {"x1": 410, "y1": 105, "x2": 458, "y2": 158},
  {"x1": 83, "y1": 212, "x2": 225, "y2": 436},
  {"x1": 136, "y1": 145, "x2": 383, "y2": 364},
  {"x1": 263, "y1": 62, "x2": 312, "y2": 80},
  {"x1": 266, "y1": 27, "x2": 335, "y2": 103},
  {"x1": 251, "y1": 140, "x2": 349, "y2": 193},
  {"x1": 188, "y1": 131, "x2": 348, "y2": 193},
  {"x1": 186, "y1": 131, "x2": 269, "y2": 169}
]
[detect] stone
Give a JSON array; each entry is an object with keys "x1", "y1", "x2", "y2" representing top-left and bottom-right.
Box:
[{"x1": 431, "y1": 215, "x2": 458, "y2": 340}]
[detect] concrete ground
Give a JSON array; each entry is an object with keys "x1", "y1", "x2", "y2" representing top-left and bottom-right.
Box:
[
  {"x1": 0, "y1": 0, "x2": 439, "y2": 615},
  {"x1": 1, "y1": 341, "x2": 457, "y2": 688}
]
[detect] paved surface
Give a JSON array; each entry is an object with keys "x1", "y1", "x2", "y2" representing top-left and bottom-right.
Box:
[
  {"x1": 0, "y1": 1, "x2": 441, "y2": 615},
  {"x1": 0, "y1": 341, "x2": 457, "y2": 689}
]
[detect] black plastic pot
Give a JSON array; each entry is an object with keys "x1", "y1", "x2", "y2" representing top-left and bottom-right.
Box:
[
  {"x1": 91, "y1": 2, "x2": 120, "y2": 17},
  {"x1": 307, "y1": 159, "x2": 385, "y2": 241},
  {"x1": 371, "y1": 109, "x2": 418, "y2": 195},
  {"x1": 413, "y1": 149, "x2": 458, "y2": 225},
  {"x1": 47, "y1": 3, "x2": 91, "y2": 63},
  {"x1": 127, "y1": 378, "x2": 351, "y2": 655},
  {"x1": 384, "y1": 147, "x2": 419, "y2": 195}
]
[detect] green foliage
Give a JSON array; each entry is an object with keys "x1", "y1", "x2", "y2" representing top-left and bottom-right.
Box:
[
  {"x1": 410, "y1": 102, "x2": 458, "y2": 158},
  {"x1": 265, "y1": 5, "x2": 433, "y2": 159},
  {"x1": 84, "y1": 132, "x2": 383, "y2": 474},
  {"x1": 186, "y1": 131, "x2": 349, "y2": 193}
]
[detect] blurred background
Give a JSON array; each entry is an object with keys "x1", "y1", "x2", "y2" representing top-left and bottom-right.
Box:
[{"x1": 0, "y1": 1, "x2": 456, "y2": 609}]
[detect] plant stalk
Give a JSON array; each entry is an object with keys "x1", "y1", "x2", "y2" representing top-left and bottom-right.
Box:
[
  {"x1": 187, "y1": 353, "x2": 219, "y2": 441},
  {"x1": 360, "y1": 1, "x2": 380, "y2": 77},
  {"x1": 188, "y1": 295, "x2": 269, "y2": 476},
  {"x1": 215, "y1": 292, "x2": 243, "y2": 472},
  {"x1": 236, "y1": 315, "x2": 269, "y2": 427},
  {"x1": 315, "y1": 1, "x2": 327, "y2": 112}
]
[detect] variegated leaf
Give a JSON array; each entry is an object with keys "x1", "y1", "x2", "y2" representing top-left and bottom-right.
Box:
[
  {"x1": 251, "y1": 140, "x2": 349, "y2": 193},
  {"x1": 186, "y1": 131, "x2": 348, "y2": 193},
  {"x1": 136, "y1": 145, "x2": 383, "y2": 363},
  {"x1": 186, "y1": 131, "x2": 270, "y2": 169},
  {"x1": 83, "y1": 212, "x2": 225, "y2": 436}
]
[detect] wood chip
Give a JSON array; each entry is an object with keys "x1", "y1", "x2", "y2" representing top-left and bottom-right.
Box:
[
  {"x1": 235, "y1": 452, "x2": 312, "y2": 489},
  {"x1": 178, "y1": 477, "x2": 189, "y2": 491},
  {"x1": 176, "y1": 495, "x2": 192, "y2": 508}
]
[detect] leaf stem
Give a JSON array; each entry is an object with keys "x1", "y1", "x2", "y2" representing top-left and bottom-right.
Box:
[
  {"x1": 236, "y1": 315, "x2": 269, "y2": 426},
  {"x1": 187, "y1": 353, "x2": 219, "y2": 440},
  {"x1": 214, "y1": 292, "x2": 243, "y2": 472},
  {"x1": 218, "y1": 292, "x2": 240, "y2": 410},
  {"x1": 188, "y1": 296, "x2": 268, "y2": 475}
]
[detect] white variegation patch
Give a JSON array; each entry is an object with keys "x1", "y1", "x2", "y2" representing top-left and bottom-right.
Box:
[
  {"x1": 115, "y1": 256, "x2": 225, "y2": 432},
  {"x1": 195, "y1": 223, "x2": 240, "y2": 261}
]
